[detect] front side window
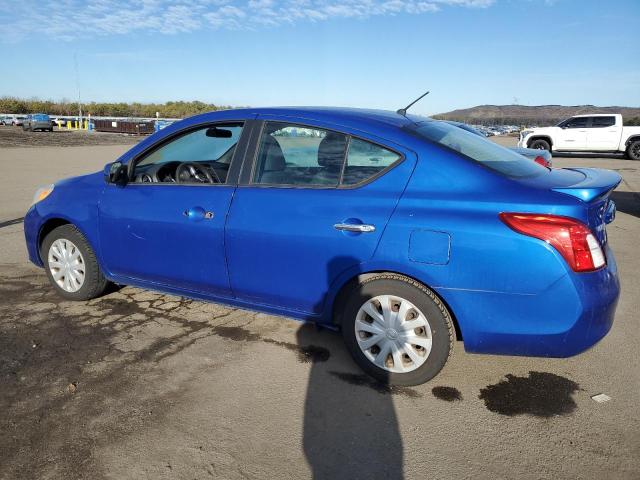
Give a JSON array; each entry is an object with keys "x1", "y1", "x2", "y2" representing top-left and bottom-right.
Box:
[
  {"x1": 560, "y1": 117, "x2": 589, "y2": 129},
  {"x1": 133, "y1": 123, "x2": 243, "y2": 184},
  {"x1": 253, "y1": 123, "x2": 348, "y2": 186},
  {"x1": 591, "y1": 116, "x2": 616, "y2": 128},
  {"x1": 409, "y1": 120, "x2": 546, "y2": 178}
]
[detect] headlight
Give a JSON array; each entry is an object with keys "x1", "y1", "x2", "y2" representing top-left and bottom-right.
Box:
[
  {"x1": 520, "y1": 130, "x2": 533, "y2": 138},
  {"x1": 33, "y1": 184, "x2": 54, "y2": 205}
]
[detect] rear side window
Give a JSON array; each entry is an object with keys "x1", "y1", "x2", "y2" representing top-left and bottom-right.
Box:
[
  {"x1": 410, "y1": 121, "x2": 546, "y2": 178},
  {"x1": 253, "y1": 123, "x2": 348, "y2": 186},
  {"x1": 591, "y1": 116, "x2": 616, "y2": 128},
  {"x1": 342, "y1": 138, "x2": 401, "y2": 185},
  {"x1": 252, "y1": 122, "x2": 402, "y2": 187}
]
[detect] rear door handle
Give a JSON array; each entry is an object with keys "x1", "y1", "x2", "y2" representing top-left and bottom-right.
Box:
[
  {"x1": 183, "y1": 207, "x2": 214, "y2": 221},
  {"x1": 334, "y1": 223, "x2": 376, "y2": 233}
]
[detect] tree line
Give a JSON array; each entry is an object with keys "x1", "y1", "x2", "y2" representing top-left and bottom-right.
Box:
[{"x1": 0, "y1": 97, "x2": 234, "y2": 118}]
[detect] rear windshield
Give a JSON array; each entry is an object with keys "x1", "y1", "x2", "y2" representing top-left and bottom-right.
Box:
[
  {"x1": 409, "y1": 121, "x2": 546, "y2": 178},
  {"x1": 33, "y1": 114, "x2": 50, "y2": 121}
]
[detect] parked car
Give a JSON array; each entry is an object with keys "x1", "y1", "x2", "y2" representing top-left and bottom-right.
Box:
[
  {"x1": 445, "y1": 121, "x2": 553, "y2": 167},
  {"x1": 4, "y1": 115, "x2": 27, "y2": 126},
  {"x1": 24, "y1": 107, "x2": 621, "y2": 385},
  {"x1": 519, "y1": 114, "x2": 640, "y2": 160},
  {"x1": 23, "y1": 113, "x2": 53, "y2": 132}
]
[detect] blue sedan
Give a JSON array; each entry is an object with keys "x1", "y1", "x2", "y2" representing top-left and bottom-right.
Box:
[{"x1": 24, "y1": 107, "x2": 621, "y2": 385}]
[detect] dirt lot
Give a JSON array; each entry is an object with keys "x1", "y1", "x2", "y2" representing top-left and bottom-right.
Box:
[
  {"x1": 0, "y1": 135, "x2": 639, "y2": 480},
  {"x1": 0, "y1": 126, "x2": 141, "y2": 148}
]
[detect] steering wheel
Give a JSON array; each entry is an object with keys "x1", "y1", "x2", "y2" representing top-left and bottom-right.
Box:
[{"x1": 176, "y1": 162, "x2": 218, "y2": 184}]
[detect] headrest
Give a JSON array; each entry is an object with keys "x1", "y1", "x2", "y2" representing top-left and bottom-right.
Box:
[
  {"x1": 261, "y1": 135, "x2": 286, "y2": 172},
  {"x1": 318, "y1": 132, "x2": 347, "y2": 168}
]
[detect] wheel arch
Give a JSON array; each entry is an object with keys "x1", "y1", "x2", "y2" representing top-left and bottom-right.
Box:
[
  {"x1": 328, "y1": 269, "x2": 463, "y2": 341},
  {"x1": 625, "y1": 135, "x2": 640, "y2": 147},
  {"x1": 527, "y1": 135, "x2": 553, "y2": 149},
  {"x1": 37, "y1": 218, "x2": 74, "y2": 262}
]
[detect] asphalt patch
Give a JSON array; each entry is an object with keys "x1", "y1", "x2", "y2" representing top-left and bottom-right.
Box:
[
  {"x1": 432, "y1": 386, "x2": 462, "y2": 401},
  {"x1": 479, "y1": 371, "x2": 579, "y2": 417}
]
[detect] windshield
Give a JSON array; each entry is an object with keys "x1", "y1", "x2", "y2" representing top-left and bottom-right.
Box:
[
  {"x1": 409, "y1": 121, "x2": 547, "y2": 178},
  {"x1": 33, "y1": 114, "x2": 49, "y2": 121}
]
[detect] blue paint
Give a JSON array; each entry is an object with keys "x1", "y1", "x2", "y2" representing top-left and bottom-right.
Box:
[
  {"x1": 408, "y1": 230, "x2": 450, "y2": 265},
  {"x1": 24, "y1": 107, "x2": 622, "y2": 359}
]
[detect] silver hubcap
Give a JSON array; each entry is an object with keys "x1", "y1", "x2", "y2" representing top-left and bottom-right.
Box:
[
  {"x1": 48, "y1": 239, "x2": 85, "y2": 293},
  {"x1": 355, "y1": 295, "x2": 432, "y2": 373}
]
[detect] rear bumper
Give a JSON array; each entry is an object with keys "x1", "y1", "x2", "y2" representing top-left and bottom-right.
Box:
[{"x1": 439, "y1": 245, "x2": 620, "y2": 357}]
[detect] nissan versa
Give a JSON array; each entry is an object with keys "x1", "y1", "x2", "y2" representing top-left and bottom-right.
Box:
[{"x1": 24, "y1": 107, "x2": 621, "y2": 385}]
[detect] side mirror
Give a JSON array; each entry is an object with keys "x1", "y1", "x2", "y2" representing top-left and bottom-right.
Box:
[{"x1": 104, "y1": 161, "x2": 128, "y2": 185}]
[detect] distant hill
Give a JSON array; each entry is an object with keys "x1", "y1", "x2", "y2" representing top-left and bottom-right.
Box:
[{"x1": 433, "y1": 105, "x2": 640, "y2": 126}]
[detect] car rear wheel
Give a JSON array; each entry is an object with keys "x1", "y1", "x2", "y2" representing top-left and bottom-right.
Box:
[
  {"x1": 41, "y1": 225, "x2": 110, "y2": 301},
  {"x1": 530, "y1": 139, "x2": 551, "y2": 152},
  {"x1": 341, "y1": 273, "x2": 453, "y2": 386},
  {"x1": 627, "y1": 140, "x2": 640, "y2": 161}
]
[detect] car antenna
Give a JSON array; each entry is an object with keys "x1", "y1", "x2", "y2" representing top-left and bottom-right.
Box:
[{"x1": 397, "y1": 91, "x2": 430, "y2": 116}]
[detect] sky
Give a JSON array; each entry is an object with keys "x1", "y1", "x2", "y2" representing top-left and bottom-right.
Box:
[{"x1": 1, "y1": 0, "x2": 639, "y2": 115}]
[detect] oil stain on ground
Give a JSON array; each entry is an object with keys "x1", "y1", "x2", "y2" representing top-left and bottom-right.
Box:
[
  {"x1": 432, "y1": 386, "x2": 462, "y2": 402},
  {"x1": 479, "y1": 371, "x2": 580, "y2": 417},
  {"x1": 329, "y1": 371, "x2": 422, "y2": 398}
]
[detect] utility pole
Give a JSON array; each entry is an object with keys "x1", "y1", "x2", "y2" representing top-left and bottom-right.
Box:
[{"x1": 74, "y1": 53, "x2": 82, "y2": 128}]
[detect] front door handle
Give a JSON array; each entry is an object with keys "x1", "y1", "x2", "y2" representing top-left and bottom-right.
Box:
[{"x1": 334, "y1": 223, "x2": 376, "y2": 233}]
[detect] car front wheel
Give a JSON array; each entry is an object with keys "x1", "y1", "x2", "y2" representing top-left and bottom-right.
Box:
[
  {"x1": 341, "y1": 273, "x2": 454, "y2": 386},
  {"x1": 41, "y1": 225, "x2": 110, "y2": 300}
]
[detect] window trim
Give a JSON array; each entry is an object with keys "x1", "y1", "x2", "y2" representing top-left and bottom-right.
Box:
[
  {"x1": 126, "y1": 120, "x2": 249, "y2": 187},
  {"x1": 244, "y1": 120, "x2": 405, "y2": 190}
]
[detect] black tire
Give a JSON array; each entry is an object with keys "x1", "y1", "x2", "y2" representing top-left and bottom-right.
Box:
[
  {"x1": 529, "y1": 139, "x2": 551, "y2": 152},
  {"x1": 627, "y1": 140, "x2": 640, "y2": 161},
  {"x1": 341, "y1": 273, "x2": 454, "y2": 386},
  {"x1": 41, "y1": 224, "x2": 110, "y2": 301}
]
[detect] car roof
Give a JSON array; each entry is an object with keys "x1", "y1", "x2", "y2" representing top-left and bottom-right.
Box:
[
  {"x1": 193, "y1": 106, "x2": 430, "y2": 131},
  {"x1": 572, "y1": 113, "x2": 618, "y2": 118}
]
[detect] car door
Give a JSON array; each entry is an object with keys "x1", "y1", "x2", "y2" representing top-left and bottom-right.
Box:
[
  {"x1": 555, "y1": 116, "x2": 589, "y2": 150},
  {"x1": 586, "y1": 116, "x2": 620, "y2": 151},
  {"x1": 98, "y1": 122, "x2": 250, "y2": 297},
  {"x1": 225, "y1": 118, "x2": 417, "y2": 315}
]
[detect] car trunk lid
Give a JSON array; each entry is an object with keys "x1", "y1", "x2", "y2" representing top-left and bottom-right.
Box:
[{"x1": 518, "y1": 167, "x2": 621, "y2": 246}]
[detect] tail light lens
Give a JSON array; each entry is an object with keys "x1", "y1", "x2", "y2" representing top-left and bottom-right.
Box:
[
  {"x1": 534, "y1": 155, "x2": 549, "y2": 168},
  {"x1": 500, "y1": 213, "x2": 605, "y2": 272}
]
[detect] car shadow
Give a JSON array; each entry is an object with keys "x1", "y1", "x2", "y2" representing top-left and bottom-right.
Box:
[
  {"x1": 298, "y1": 256, "x2": 404, "y2": 480},
  {"x1": 610, "y1": 191, "x2": 640, "y2": 219}
]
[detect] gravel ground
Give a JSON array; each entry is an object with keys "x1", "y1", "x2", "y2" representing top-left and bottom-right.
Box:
[
  {"x1": 0, "y1": 137, "x2": 639, "y2": 480},
  {"x1": 0, "y1": 126, "x2": 142, "y2": 148}
]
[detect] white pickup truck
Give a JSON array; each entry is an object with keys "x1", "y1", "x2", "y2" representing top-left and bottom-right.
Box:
[{"x1": 518, "y1": 113, "x2": 640, "y2": 160}]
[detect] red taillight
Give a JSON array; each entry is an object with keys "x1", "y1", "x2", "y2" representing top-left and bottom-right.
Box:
[
  {"x1": 499, "y1": 213, "x2": 605, "y2": 272},
  {"x1": 534, "y1": 155, "x2": 549, "y2": 167}
]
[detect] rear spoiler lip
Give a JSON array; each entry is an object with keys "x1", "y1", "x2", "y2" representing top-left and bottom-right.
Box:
[{"x1": 551, "y1": 168, "x2": 622, "y2": 203}]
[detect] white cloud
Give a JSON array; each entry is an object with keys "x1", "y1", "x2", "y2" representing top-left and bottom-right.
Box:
[{"x1": 0, "y1": 0, "x2": 496, "y2": 41}]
